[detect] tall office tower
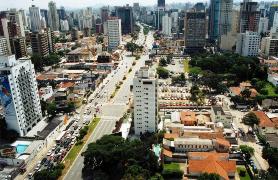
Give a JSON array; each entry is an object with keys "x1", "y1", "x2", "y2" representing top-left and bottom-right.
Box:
[
  {"x1": 184, "y1": 11, "x2": 206, "y2": 52},
  {"x1": 101, "y1": 7, "x2": 109, "y2": 23},
  {"x1": 208, "y1": 0, "x2": 233, "y2": 41},
  {"x1": 48, "y1": 1, "x2": 59, "y2": 31},
  {"x1": 258, "y1": 17, "x2": 269, "y2": 34},
  {"x1": 269, "y1": 4, "x2": 278, "y2": 29},
  {"x1": 19, "y1": 9, "x2": 27, "y2": 29},
  {"x1": 0, "y1": 18, "x2": 11, "y2": 54},
  {"x1": 10, "y1": 37, "x2": 27, "y2": 59},
  {"x1": 236, "y1": 31, "x2": 260, "y2": 57},
  {"x1": 46, "y1": 28, "x2": 54, "y2": 54},
  {"x1": 116, "y1": 6, "x2": 134, "y2": 34},
  {"x1": 158, "y1": 0, "x2": 166, "y2": 8},
  {"x1": 219, "y1": 0, "x2": 233, "y2": 36},
  {"x1": 0, "y1": 55, "x2": 42, "y2": 136},
  {"x1": 31, "y1": 30, "x2": 49, "y2": 57},
  {"x1": 57, "y1": 6, "x2": 66, "y2": 21},
  {"x1": 107, "y1": 17, "x2": 122, "y2": 51},
  {"x1": 239, "y1": 0, "x2": 260, "y2": 33},
  {"x1": 171, "y1": 12, "x2": 179, "y2": 33},
  {"x1": 231, "y1": 9, "x2": 239, "y2": 33},
  {"x1": 133, "y1": 3, "x2": 140, "y2": 20},
  {"x1": 40, "y1": 9, "x2": 48, "y2": 27},
  {"x1": 0, "y1": 37, "x2": 9, "y2": 55},
  {"x1": 41, "y1": 17, "x2": 47, "y2": 29},
  {"x1": 271, "y1": 12, "x2": 278, "y2": 33},
  {"x1": 162, "y1": 14, "x2": 172, "y2": 36},
  {"x1": 133, "y1": 67, "x2": 157, "y2": 136},
  {"x1": 155, "y1": 9, "x2": 165, "y2": 31},
  {"x1": 29, "y1": 5, "x2": 41, "y2": 32}
]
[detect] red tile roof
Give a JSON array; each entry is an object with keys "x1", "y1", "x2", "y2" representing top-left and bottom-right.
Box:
[
  {"x1": 180, "y1": 111, "x2": 196, "y2": 125},
  {"x1": 59, "y1": 82, "x2": 75, "y2": 88},
  {"x1": 253, "y1": 111, "x2": 275, "y2": 128},
  {"x1": 188, "y1": 152, "x2": 236, "y2": 180}
]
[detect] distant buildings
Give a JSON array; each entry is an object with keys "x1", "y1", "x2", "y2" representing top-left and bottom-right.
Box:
[
  {"x1": 0, "y1": 37, "x2": 9, "y2": 56},
  {"x1": 0, "y1": 55, "x2": 42, "y2": 136},
  {"x1": 158, "y1": 0, "x2": 165, "y2": 9},
  {"x1": 258, "y1": 17, "x2": 269, "y2": 34},
  {"x1": 184, "y1": 11, "x2": 206, "y2": 52},
  {"x1": 133, "y1": 67, "x2": 158, "y2": 135},
  {"x1": 116, "y1": 6, "x2": 134, "y2": 34},
  {"x1": 236, "y1": 31, "x2": 260, "y2": 57},
  {"x1": 107, "y1": 17, "x2": 122, "y2": 51},
  {"x1": 269, "y1": 4, "x2": 278, "y2": 29}
]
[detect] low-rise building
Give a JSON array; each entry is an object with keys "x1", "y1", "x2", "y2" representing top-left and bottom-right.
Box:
[
  {"x1": 211, "y1": 106, "x2": 233, "y2": 128},
  {"x1": 253, "y1": 111, "x2": 278, "y2": 135},
  {"x1": 186, "y1": 152, "x2": 236, "y2": 180}
]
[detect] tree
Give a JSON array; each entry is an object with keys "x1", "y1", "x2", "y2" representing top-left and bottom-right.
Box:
[
  {"x1": 159, "y1": 58, "x2": 167, "y2": 66},
  {"x1": 197, "y1": 173, "x2": 220, "y2": 180},
  {"x1": 240, "y1": 145, "x2": 254, "y2": 160},
  {"x1": 242, "y1": 112, "x2": 259, "y2": 127},
  {"x1": 156, "y1": 67, "x2": 169, "y2": 79},
  {"x1": 46, "y1": 102, "x2": 57, "y2": 118},
  {"x1": 172, "y1": 74, "x2": 186, "y2": 85},
  {"x1": 31, "y1": 54, "x2": 44, "y2": 72},
  {"x1": 241, "y1": 89, "x2": 251, "y2": 99},
  {"x1": 190, "y1": 85, "x2": 205, "y2": 106},
  {"x1": 82, "y1": 135, "x2": 160, "y2": 180},
  {"x1": 166, "y1": 54, "x2": 173, "y2": 64},
  {"x1": 126, "y1": 42, "x2": 138, "y2": 56}
]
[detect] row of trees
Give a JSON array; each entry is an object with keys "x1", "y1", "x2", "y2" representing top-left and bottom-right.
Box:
[
  {"x1": 34, "y1": 163, "x2": 64, "y2": 180},
  {"x1": 126, "y1": 42, "x2": 143, "y2": 56}
]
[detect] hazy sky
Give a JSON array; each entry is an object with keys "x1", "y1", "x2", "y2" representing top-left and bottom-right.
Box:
[{"x1": 1, "y1": 0, "x2": 209, "y2": 10}]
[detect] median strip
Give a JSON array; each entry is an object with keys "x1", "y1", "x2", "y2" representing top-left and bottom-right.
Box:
[{"x1": 59, "y1": 117, "x2": 100, "y2": 179}]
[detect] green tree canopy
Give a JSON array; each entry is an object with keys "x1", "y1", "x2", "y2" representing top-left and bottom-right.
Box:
[
  {"x1": 156, "y1": 67, "x2": 169, "y2": 79},
  {"x1": 197, "y1": 173, "x2": 220, "y2": 180},
  {"x1": 240, "y1": 145, "x2": 254, "y2": 160},
  {"x1": 242, "y1": 112, "x2": 259, "y2": 127}
]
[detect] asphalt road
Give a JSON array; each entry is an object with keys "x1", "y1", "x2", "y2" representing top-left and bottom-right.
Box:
[{"x1": 63, "y1": 26, "x2": 154, "y2": 180}]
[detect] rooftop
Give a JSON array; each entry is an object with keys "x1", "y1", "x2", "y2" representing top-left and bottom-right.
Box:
[{"x1": 253, "y1": 111, "x2": 275, "y2": 128}]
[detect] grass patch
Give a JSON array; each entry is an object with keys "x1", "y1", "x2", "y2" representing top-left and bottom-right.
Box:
[
  {"x1": 60, "y1": 118, "x2": 100, "y2": 179},
  {"x1": 162, "y1": 163, "x2": 183, "y2": 178},
  {"x1": 183, "y1": 60, "x2": 189, "y2": 73},
  {"x1": 237, "y1": 166, "x2": 251, "y2": 180},
  {"x1": 189, "y1": 66, "x2": 202, "y2": 75}
]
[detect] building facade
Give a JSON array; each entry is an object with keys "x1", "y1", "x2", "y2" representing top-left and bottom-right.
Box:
[
  {"x1": 107, "y1": 18, "x2": 122, "y2": 51},
  {"x1": 29, "y1": 5, "x2": 41, "y2": 32},
  {"x1": 239, "y1": 0, "x2": 260, "y2": 33},
  {"x1": 0, "y1": 37, "x2": 9, "y2": 56},
  {"x1": 133, "y1": 67, "x2": 157, "y2": 135},
  {"x1": 116, "y1": 6, "x2": 133, "y2": 34},
  {"x1": 258, "y1": 17, "x2": 269, "y2": 35},
  {"x1": 236, "y1": 31, "x2": 260, "y2": 57},
  {"x1": 0, "y1": 55, "x2": 42, "y2": 136},
  {"x1": 48, "y1": 1, "x2": 59, "y2": 31},
  {"x1": 184, "y1": 11, "x2": 206, "y2": 51},
  {"x1": 31, "y1": 30, "x2": 49, "y2": 57},
  {"x1": 162, "y1": 14, "x2": 172, "y2": 36}
]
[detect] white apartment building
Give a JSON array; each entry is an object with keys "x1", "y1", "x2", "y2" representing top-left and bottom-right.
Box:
[
  {"x1": 133, "y1": 67, "x2": 158, "y2": 135},
  {"x1": 0, "y1": 37, "x2": 9, "y2": 56},
  {"x1": 236, "y1": 31, "x2": 260, "y2": 57},
  {"x1": 261, "y1": 20, "x2": 278, "y2": 57},
  {"x1": 0, "y1": 55, "x2": 42, "y2": 136},
  {"x1": 162, "y1": 14, "x2": 172, "y2": 36},
  {"x1": 29, "y1": 5, "x2": 41, "y2": 32},
  {"x1": 258, "y1": 17, "x2": 269, "y2": 34},
  {"x1": 107, "y1": 18, "x2": 122, "y2": 51}
]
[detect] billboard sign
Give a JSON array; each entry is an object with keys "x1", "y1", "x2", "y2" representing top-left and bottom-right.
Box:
[{"x1": 0, "y1": 146, "x2": 16, "y2": 158}]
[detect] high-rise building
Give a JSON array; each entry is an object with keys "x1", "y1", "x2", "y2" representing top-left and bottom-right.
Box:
[
  {"x1": 184, "y1": 11, "x2": 206, "y2": 51},
  {"x1": 261, "y1": 19, "x2": 278, "y2": 57},
  {"x1": 208, "y1": 0, "x2": 233, "y2": 41},
  {"x1": 107, "y1": 17, "x2": 122, "y2": 51},
  {"x1": 48, "y1": 1, "x2": 59, "y2": 31},
  {"x1": 269, "y1": 4, "x2": 278, "y2": 29},
  {"x1": 231, "y1": 9, "x2": 239, "y2": 33},
  {"x1": 31, "y1": 30, "x2": 50, "y2": 57},
  {"x1": 0, "y1": 55, "x2": 42, "y2": 136},
  {"x1": 18, "y1": 9, "x2": 27, "y2": 29},
  {"x1": 0, "y1": 37, "x2": 9, "y2": 56},
  {"x1": 29, "y1": 5, "x2": 41, "y2": 32},
  {"x1": 60, "y1": 20, "x2": 69, "y2": 31},
  {"x1": 101, "y1": 7, "x2": 109, "y2": 23},
  {"x1": 57, "y1": 6, "x2": 66, "y2": 21},
  {"x1": 258, "y1": 17, "x2": 269, "y2": 35},
  {"x1": 10, "y1": 37, "x2": 27, "y2": 59},
  {"x1": 236, "y1": 31, "x2": 260, "y2": 57},
  {"x1": 158, "y1": 0, "x2": 165, "y2": 8},
  {"x1": 116, "y1": 6, "x2": 134, "y2": 34},
  {"x1": 162, "y1": 14, "x2": 172, "y2": 36},
  {"x1": 193, "y1": 2, "x2": 206, "y2": 12},
  {"x1": 71, "y1": 27, "x2": 79, "y2": 41},
  {"x1": 239, "y1": 0, "x2": 260, "y2": 33},
  {"x1": 8, "y1": 9, "x2": 25, "y2": 37},
  {"x1": 40, "y1": 9, "x2": 48, "y2": 27},
  {"x1": 133, "y1": 67, "x2": 157, "y2": 135}
]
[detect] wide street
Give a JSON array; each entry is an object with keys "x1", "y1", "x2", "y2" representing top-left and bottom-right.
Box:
[{"x1": 63, "y1": 26, "x2": 154, "y2": 180}]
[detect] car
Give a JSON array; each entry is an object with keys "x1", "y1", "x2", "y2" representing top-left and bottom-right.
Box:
[{"x1": 28, "y1": 173, "x2": 33, "y2": 179}]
